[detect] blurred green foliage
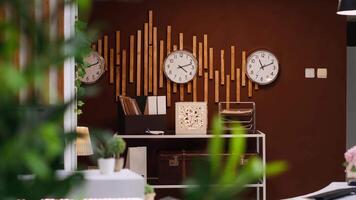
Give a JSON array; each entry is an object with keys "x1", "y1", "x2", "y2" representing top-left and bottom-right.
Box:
[
  {"x1": 184, "y1": 117, "x2": 287, "y2": 200},
  {"x1": 0, "y1": 0, "x2": 94, "y2": 199},
  {"x1": 92, "y1": 131, "x2": 126, "y2": 159}
]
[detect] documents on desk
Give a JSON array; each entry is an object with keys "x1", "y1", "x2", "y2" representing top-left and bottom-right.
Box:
[{"x1": 284, "y1": 182, "x2": 356, "y2": 200}]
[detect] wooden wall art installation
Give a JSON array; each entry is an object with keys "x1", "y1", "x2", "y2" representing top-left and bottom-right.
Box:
[{"x1": 92, "y1": 10, "x2": 262, "y2": 109}]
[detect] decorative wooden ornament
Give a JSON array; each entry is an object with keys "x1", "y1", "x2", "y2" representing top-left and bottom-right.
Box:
[
  {"x1": 129, "y1": 35, "x2": 134, "y2": 83},
  {"x1": 136, "y1": 30, "x2": 142, "y2": 96}
]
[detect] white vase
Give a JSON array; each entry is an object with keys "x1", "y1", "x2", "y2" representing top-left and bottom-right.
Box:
[
  {"x1": 115, "y1": 157, "x2": 125, "y2": 172},
  {"x1": 98, "y1": 158, "x2": 115, "y2": 174}
]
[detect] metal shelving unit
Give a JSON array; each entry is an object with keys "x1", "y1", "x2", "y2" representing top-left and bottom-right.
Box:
[{"x1": 119, "y1": 131, "x2": 266, "y2": 200}]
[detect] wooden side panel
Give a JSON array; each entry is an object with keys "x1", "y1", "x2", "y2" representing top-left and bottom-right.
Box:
[
  {"x1": 153, "y1": 27, "x2": 158, "y2": 95},
  {"x1": 215, "y1": 70, "x2": 219, "y2": 103},
  {"x1": 167, "y1": 26, "x2": 172, "y2": 54},
  {"x1": 122, "y1": 49, "x2": 127, "y2": 96},
  {"x1": 136, "y1": 30, "x2": 142, "y2": 96},
  {"x1": 220, "y1": 50, "x2": 225, "y2": 85},
  {"x1": 231, "y1": 45, "x2": 235, "y2": 80},
  {"x1": 116, "y1": 31, "x2": 121, "y2": 65},
  {"x1": 255, "y1": 83, "x2": 259, "y2": 90},
  {"x1": 179, "y1": 33, "x2": 184, "y2": 100},
  {"x1": 159, "y1": 40, "x2": 164, "y2": 88},
  {"x1": 144, "y1": 23, "x2": 148, "y2": 96},
  {"x1": 129, "y1": 35, "x2": 134, "y2": 83},
  {"x1": 191, "y1": 35, "x2": 197, "y2": 96}
]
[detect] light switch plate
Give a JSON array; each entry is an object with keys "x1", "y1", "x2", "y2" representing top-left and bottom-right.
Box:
[
  {"x1": 317, "y1": 68, "x2": 327, "y2": 78},
  {"x1": 305, "y1": 68, "x2": 315, "y2": 78}
]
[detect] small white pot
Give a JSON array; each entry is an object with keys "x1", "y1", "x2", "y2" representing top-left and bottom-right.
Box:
[
  {"x1": 145, "y1": 193, "x2": 156, "y2": 200},
  {"x1": 98, "y1": 158, "x2": 115, "y2": 174},
  {"x1": 115, "y1": 157, "x2": 125, "y2": 172}
]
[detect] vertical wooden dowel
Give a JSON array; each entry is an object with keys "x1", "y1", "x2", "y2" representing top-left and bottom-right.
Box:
[
  {"x1": 198, "y1": 42, "x2": 203, "y2": 76},
  {"x1": 116, "y1": 66, "x2": 121, "y2": 101},
  {"x1": 193, "y1": 77, "x2": 197, "y2": 101},
  {"x1": 136, "y1": 30, "x2": 142, "y2": 96},
  {"x1": 159, "y1": 40, "x2": 164, "y2": 88},
  {"x1": 166, "y1": 26, "x2": 172, "y2": 107},
  {"x1": 153, "y1": 27, "x2": 158, "y2": 95},
  {"x1": 255, "y1": 83, "x2": 259, "y2": 90},
  {"x1": 129, "y1": 35, "x2": 134, "y2": 83},
  {"x1": 173, "y1": 45, "x2": 178, "y2": 93},
  {"x1": 221, "y1": 50, "x2": 225, "y2": 85},
  {"x1": 236, "y1": 68, "x2": 241, "y2": 102},
  {"x1": 209, "y1": 48, "x2": 214, "y2": 79},
  {"x1": 231, "y1": 45, "x2": 235, "y2": 80},
  {"x1": 110, "y1": 48, "x2": 114, "y2": 84},
  {"x1": 226, "y1": 75, "x2": 230, "y2": 109},
  {"x1": 116, "y1": 31, "x2": 121, "y2": 65},
  {"x1": 190, "y1": 36, "x2": 197, "y2": 94},
  {"x1": 242, "y1": 51, "x2": 246, "y2": 86},
  {"x1": 122, "y1": 49, "x2": 127, "y2": 96},
  {"x1": 104, "y1": 35, "x2": 108, "y2": 71},
  {"x1": 204, "y1": 72, "x2": 208, "y2": 102},
  {"x1": 204, "y1": 34, "x2": 208, "y2": 69},
  {"x1": 180, "y1": 85, "x2": 184, "y2": 101},
  {"x1": 215, "y1": 70, "x2": 219, "y2": 103},
  {"x1": 167, "y1": 26, "x2": 172, "y2": 54},
  {"x1": 248, "y1": 79, "x2": 253, "y2": 97},
  {"x1": 179, "y1": 33, "x2": 185, "y2": 99},
  {"x1": 144, "y1": 23, "x2": 148, "y2": 96},
  {"x1": 148, "y1": 10, "x2": 153, "y2": 45},
  {"x1": 149, "y1": 46, "x2": 153, "y2": 93},
  {"x1": 98, "y1": 39, "x2": 102, "y2": 56}
]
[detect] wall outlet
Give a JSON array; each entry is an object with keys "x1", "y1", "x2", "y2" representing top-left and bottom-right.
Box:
[
  {"x1": 305, "y1": 68, "x2": 315, "y2": 78},
  {"x1": 317, "y1": 68, "x2": 327, "y2": 78}
]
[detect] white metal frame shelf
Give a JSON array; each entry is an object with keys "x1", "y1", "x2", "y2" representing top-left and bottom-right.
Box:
[{"x1": 118, "y1": 130, "x2": 266, "y2": 200}]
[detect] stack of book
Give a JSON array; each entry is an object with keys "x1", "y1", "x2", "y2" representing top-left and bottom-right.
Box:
[{"x1": 118, "y1": 96, "x2": 142, "y2": 116}]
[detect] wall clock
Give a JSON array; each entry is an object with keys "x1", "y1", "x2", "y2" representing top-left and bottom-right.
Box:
[
  {"x1": 80, "y1": 51, "x2": 105, "y2": 84},
  {"x1": 246, "y1": 50, "x2": 279, "y2": 85},
  {"x1": 164, "y1": 50, "x2": 198, "y2": 84}
]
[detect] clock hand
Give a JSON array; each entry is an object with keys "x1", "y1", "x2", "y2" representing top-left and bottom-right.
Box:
[
  {"x1": 87, "y1": 60, "x2": 99, "y2": 68},
  {"x1": 259, "y1": 59, "x2": 263, "y2": 68},
  {"x1": 178, "y1": 65, "x2": 188, "y2": 73},
  {"x1": 179, "y1": 63, "x2": 192, "y2": 68},
  {"x1": 262, "y1": 61, "x2": 274, "y2": 69}
]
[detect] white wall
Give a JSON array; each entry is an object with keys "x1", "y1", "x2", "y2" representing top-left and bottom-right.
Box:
[{"x1": 347, "y1": 47, "x2": 356, "y2": 149}]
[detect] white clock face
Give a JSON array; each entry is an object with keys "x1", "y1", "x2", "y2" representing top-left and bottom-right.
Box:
[
  {"x1": 164, "y1": 50, "x2": 198, "y2": 84},
  {"x1": 246, "y1": 50, "x2": 279, "y2": 85},
  {"x1": 80, "y1": 51, "x2": 105, "y2": 84}
]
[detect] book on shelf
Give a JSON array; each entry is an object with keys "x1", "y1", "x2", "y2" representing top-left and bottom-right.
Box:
[{"x1": 118, "y1": 96, "x2": 142, "y2": 116}]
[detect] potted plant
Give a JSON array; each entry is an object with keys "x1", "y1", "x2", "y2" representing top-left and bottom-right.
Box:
[
  {"x1": 145, "y1": 184, "x2": 155, "y2": 200},
  {"x1": 345, "y1": 145, "x2": 356, "y2": 180},
  {"x1": 96, "y1": 134, "x2": 126, "y2": 174}
]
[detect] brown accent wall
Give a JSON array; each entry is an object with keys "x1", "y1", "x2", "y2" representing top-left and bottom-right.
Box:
[{"x1": 80, "y1": 0, "x2": 347, "y2": 199}]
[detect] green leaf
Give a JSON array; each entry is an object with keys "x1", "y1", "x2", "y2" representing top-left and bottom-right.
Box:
[{"x1": 208, "y1": 117, "x2": 225, "y2": 176}]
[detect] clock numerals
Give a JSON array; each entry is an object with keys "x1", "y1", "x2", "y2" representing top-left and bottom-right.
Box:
[
  {"x1": 246, "y1": 50, "x2": 279, "y2": 85},
  {"x1": 170, "y1": 59, "x2": 174, "y2": 63}
]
